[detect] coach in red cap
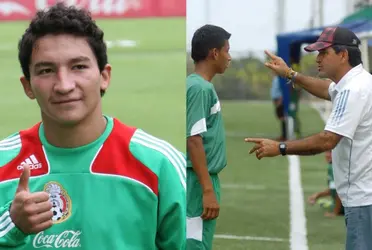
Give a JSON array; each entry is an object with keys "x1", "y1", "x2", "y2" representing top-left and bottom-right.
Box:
[{"x1": 245, "y1": 26, "x2": 372, "y2": 250}]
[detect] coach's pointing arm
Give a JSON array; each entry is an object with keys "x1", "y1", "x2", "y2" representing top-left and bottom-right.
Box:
[
  {"x1": 244, "y1": 73, "x2": 366, "y2": 159},
  {"x1": 264, "y1": 50, "x2": 332, "y2": 101}
]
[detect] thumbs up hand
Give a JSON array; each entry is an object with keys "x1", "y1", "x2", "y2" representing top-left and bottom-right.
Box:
[{"x1": 9, "y1": 164, "x2": 53, "y2": 234}]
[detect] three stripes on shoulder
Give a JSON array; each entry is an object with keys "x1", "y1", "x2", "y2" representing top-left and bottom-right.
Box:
[
  {"x1": 0, "y1": 134, "x2": 21, "y2": 151},
  {"x1": 132, "y1": 129, "x2": 186, "y2": 190}
]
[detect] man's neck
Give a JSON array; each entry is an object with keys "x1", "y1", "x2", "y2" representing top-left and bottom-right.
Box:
[
  {"x1": 194, "y1": 62, "x2": 216, "y2": 82},
  {"x1": 333, "y1": 65, "x2": 354, "y2": 84},
  {"x1": 41, "y1": 109, "x2": 107, "y2": 148}
]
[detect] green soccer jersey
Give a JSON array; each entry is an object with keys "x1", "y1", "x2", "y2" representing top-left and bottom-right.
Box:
[
  {"x1": 0, "y1": 116, "x2": 186, "y2": 250},
  {"x1": 186, "y1": 73, "x2": 227, "y2": 174}
]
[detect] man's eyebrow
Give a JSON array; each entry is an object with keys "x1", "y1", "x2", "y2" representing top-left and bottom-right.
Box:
[
  {"x1": 69, "y1": 56, "x2": 91, "y2": 64},
  {"x1": 33, "y1": 56, "x2": 91, "y2": 69},
  {"x1": 34, "y1": 61, "x2": 54, "y2": 69}
]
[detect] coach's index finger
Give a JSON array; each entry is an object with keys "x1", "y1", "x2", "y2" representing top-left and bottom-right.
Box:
[
  {"x1": 264, "y1": 50, "x2": 277, "y2": 60},
  {"x1": 244, "y1": 138, "x2": 263, "y2": 143}
]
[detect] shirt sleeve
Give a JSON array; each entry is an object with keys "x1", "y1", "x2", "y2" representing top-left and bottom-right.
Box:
[
  {"x1": 0, "y1": 201, "x2": 30, "y2": 247},
  {"x1": 325, "y1": 88, "x2": 367, "y2": 139},
  {"x1": 187, "y1": 85, "x2": 209, "y2": 137},
  {"x1": 328, "y1": 82, "x2": 336, "y2": 100},
  {"x1": 156, "y1": 151, "x2": 186, "y2": 250}
]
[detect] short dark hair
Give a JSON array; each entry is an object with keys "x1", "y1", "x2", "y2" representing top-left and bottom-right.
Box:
[
  {"x1": 18, "y1": 3, "x2": 108, "y2": 96},
  {"x1": 191, "y1": 24, "x2": 231, "y2": 63},
  {"x1": 332, "y1": 45, "x2": 362, "y2": 67}
]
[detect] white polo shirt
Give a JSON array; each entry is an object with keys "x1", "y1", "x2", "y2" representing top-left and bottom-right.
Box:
[{"x1": 325, "y1": 64, "x2": 372, "y2": 207}]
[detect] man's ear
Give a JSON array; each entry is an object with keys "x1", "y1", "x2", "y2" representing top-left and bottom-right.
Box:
[
  {"x1": 20, "y1": 76, "x2": 36, "y2": 99},
  {"x1": 341, "y1": 49, "x2": 349, "y2": 64},
  {"x1": 212, "y1": 48, "x2": 219, "y2": 60},
  {"x1": 100, "y1": 64, "x2": 111, "y2": 93}
]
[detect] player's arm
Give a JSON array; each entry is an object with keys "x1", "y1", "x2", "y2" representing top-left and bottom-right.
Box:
[
  {"x1": 0, "y1": 165, "x2": 53, "y2": 247},
  {"x1": 308, "y1": 188, "x2": 331, "y2": 205},
  {"x1": 186, "y1": 85, "x2": 212, "y2": 194},
  {"x1": 0, "y1": 200, "x2": 29, "y2": 247},
  {"x1": 333, "y1": 193, "x2": 343, "y2": 215},
  {"x1": 315, "y1": 188, "x2": 331, "y2": 199},
  {"x1": 187, "y1": 136, "x2": 213, "y2": 193},
  {"x1": 187, "y1": 85, "x2": 219, "y2": 220},
  {"x1": 264, "y1": 50, "x2": 331, "y2": 100},
  {"x1": 156, "y1": 151, "x2": 186, "y2": 250}
]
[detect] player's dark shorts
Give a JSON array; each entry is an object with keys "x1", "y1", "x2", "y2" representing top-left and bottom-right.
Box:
[{"x1": 345, "y1": 205, "x2": 372, "y2": 250}]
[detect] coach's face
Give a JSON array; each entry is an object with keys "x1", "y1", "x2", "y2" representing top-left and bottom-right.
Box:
[
  {"x1": 316, "y1": 47, "x2": 341, "y2": 79},
  {"x1": 20, "y1": 34, "x2": 111, "y2": 126}
]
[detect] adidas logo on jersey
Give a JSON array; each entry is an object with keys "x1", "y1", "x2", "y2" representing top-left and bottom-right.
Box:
[{"x1": 17, "y1": 154, "x2": 42, "y2": 170}]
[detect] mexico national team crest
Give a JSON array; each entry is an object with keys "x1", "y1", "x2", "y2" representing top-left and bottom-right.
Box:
[{"x1": 44, "y1": 182, "x2": 72, "y2": 224}]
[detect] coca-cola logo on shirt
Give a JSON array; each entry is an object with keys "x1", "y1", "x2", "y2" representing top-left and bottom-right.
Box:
[{"x1": 33, "y1": 230, "x2": 82, "y2": 248}]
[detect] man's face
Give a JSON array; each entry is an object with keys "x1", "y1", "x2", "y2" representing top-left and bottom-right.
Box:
[
  {"x1": 316, "y1": 46, "x2": 344, "y2": 78},
  {"x1": 21, "y1": 34, "x2": 111, "y2": 126},
  {"x1": 213, "y1": 40, "x2": 231, "y2": 74}
]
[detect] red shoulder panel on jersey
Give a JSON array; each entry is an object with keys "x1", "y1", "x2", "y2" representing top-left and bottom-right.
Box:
[
  {"x1": 0, "y1": 122, "x2": 49, "y2": 182},
  {"x1": 91, "y1": 119, "x2": 159, "y2": 195}
]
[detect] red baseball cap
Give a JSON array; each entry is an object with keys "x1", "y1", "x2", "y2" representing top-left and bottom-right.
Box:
[{"x1": 304, "y1": 27, "x2": 361, "y2": 52}]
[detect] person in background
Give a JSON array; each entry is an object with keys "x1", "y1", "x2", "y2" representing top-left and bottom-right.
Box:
[
  {"x1": 270, "y1": 74, "x2": 286, "y2": 141},
  {"x1": 308, "y1": 151, "x2": 344, "y2": 218}
]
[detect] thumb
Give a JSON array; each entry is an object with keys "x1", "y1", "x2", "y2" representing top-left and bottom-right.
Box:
[{"x1": 16, "y1": 164, "x2": 30, "y2": 193}]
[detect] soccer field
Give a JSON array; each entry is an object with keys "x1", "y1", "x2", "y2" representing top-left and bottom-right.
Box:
[
  {"x1": 0, "y1": 18, "x2": 185, "y2": 152},
  {"x1": 214, "y1": 101, "x2": 345, "y2": 250}
]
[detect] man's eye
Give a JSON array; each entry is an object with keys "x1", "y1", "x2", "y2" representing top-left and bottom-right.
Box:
[
  {"x1": 38, "y1": 68, "x2": 53, "y2": 75},
  {"x1": 73, "y1": 65, "x2": 87, "y2": 70}
]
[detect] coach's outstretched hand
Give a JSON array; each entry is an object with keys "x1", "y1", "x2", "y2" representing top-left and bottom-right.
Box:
[
  {"x1": 245, "y1": 138, "x2": 280, "y2": 160},
  {"x1": 264, "y1": 50, "x2": 291, "y2": 77}
]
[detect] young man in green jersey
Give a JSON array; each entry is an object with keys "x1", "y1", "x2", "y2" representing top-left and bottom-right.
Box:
[
  {"x1": 186, "y1": 24, "x2": 231, "y2": 250},
  {"x1": 0, "y1": 3, "x2": 186, "y2": 249}
]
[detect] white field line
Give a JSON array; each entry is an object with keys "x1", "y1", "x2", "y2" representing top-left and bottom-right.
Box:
[
  {"x1": 214, "y1": 234, "x2": 288, "y2": 242},
  {"x1": 288, "y1": 155, "x2": 308, "y2": 250}
]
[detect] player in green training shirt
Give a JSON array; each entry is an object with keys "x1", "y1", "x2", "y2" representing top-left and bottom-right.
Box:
[
  {"x1": 0, "y1": 3, "x2": 186, "y2": 249},
  {"x1": 186, "y1": 24, "x2": 231, "y2": 250}
]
